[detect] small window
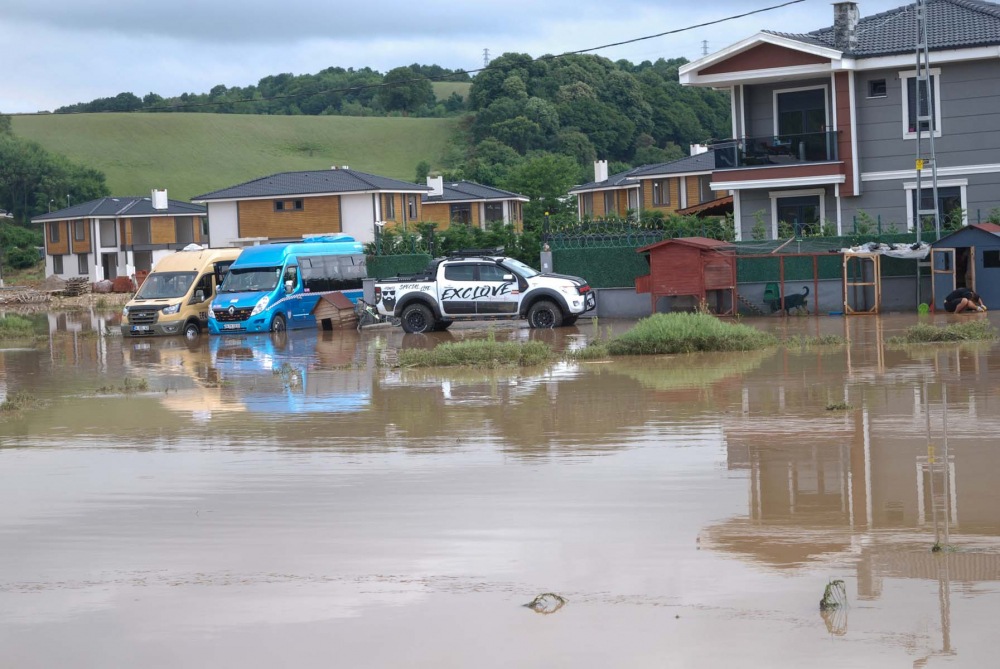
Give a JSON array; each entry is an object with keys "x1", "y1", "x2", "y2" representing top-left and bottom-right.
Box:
[
  {"x1": 175, "y1": 216, "x2": 194, "y2": 245},
  {"x1": 383, "y1": 194, "x2": 396, "y2": 220},
  {"x1": 201, "y1": 217, "x2": 210, "y2": 238},
  {"x1": 275, "y1": 201, "x2": 285, "y2": 212},
  {"x1": 699, "y1": 175, "x2": 714, "y2": 204},
  {"x1": 53, "y1": 255, "x2": 64, "y2": 274},
  {"x1": 49, "y1": 222, "x2": 60, "y2": 243},
  {"x1": 73, "y1": 220, "x2": 86, "y2": 242},
  {"x1": 294, "y1": 199, "x2": 303, "y2": 211},
  {"x1": 407, "y1": 195, "x2": 418, "y2": 219},
  {"x1": 904, "y1": 73, "x2": 940, "y2": 136},
  {"x1": 131, "y1": 218, "x2": 151, "y2": 245},
  {"x1": 444, "y1": 264, "x2": 476, "y2": 281},
  {"x1": 78, "y1": 253, "x2": 88, "y2": 275},
  {"x1": 984, "y1": 250, "x2": 1000, "y2": 268},
  {"x1": 867, "y1": 79, "x2": 887, "y2": 98},
  {"x1": 604, "y1": 191, "x2": 616, "y2": 215},
  {"x1": 581, "y1": 193, "x2": 593, "y2": 217},
  {"x1": 100, "y1": 220, "x2": 117, "y2": 247},
  {"x1": 653, "y1": 179, "x2": 670, "y2": 206}
]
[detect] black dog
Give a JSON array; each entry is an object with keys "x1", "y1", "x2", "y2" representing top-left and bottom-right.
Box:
[{"x1": 769, "y1": 286, "x2": 810, "y2": 314}]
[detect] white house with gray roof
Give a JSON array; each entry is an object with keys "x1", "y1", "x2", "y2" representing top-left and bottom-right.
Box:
[{"x1": 680, "y1": 0, "x2": 1000, "y2": 240}]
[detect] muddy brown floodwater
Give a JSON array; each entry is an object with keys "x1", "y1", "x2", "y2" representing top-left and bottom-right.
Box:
[{"x1": 2, "y1": 310, "x2": 1000, "y2": 667}]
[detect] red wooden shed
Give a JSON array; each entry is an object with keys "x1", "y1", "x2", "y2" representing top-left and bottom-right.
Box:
[{"x1": 635, "y1": 237, "x2": 737, "y2": 315}]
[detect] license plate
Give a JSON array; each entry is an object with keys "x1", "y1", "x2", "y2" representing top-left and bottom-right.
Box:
[
  {"x1": 132, "y1": 325, "x2": 150, "y2": 332},
  {"x1": 586, "y1": 294, "x2": 596, "y2": 308},
  {"x1": 223, "y1": 323, "x2": 242, "y2": 330},
  {"x1": 134, "y1": 343, "x2": 150, "y2": 350}
]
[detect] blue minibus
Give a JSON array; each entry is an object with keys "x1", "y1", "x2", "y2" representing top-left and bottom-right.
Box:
[{"x1": 208, "y1": 235, "x2": 365, "y2": 334}]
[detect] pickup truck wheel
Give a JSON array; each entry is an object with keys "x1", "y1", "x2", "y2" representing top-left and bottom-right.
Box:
[
  {"x1": 433, "y1": 321, "x2": 453, "y2": 331},
  {"x1": 528, "y1": 300, "x2": 563, "y2": 329},
  {"x1": 401, "y1": 303, "x2": 434, "y2": 333}
]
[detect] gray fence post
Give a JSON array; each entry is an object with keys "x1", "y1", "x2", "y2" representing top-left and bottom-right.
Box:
[{"x1": 540, "y1": 249, "x2": 553, "y2": 273}]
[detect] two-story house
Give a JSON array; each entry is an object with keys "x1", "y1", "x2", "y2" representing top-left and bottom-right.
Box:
[
  {"x1": 192, "y1": 167, "x2": 432, "y2": 247},
  {"x1": 32, "y1": 190, "x2": 207, "y2": 282},
  {"x1": 680, "y1": 0, "x2": 1000, "y2": 240}
]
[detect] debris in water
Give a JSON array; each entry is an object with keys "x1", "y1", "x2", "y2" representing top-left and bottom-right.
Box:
[
  {"x1": 523, "y1": 593, "x2": 567, "y2": 615},
  {"x1": 819, "y1": 580, "x2": 848, "y2": 611},
  {"x1": 826, "y1": 402, "x2": 854, "y2": 411}
]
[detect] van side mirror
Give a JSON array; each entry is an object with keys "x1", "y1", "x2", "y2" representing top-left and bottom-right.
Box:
[
  {"x1": 193, "y1": 289, "x2": 205, "y2": 303},
  {"x1": 503, "y1": 274, "x2": 515, "y2": 282},
  {"x1": 284, "y1": 279, "x2": 295, "y2": 293}
]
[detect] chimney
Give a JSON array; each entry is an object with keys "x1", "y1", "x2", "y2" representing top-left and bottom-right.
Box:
[
  {"x1": 151, "y1": 189, "x2": 168, "y2": 210},
  {"x1": 690, "y1": 143, "x2": 709, "y2": 156},
  {"x1": 594, "y1": 160, "x2": 608, "y2": 183},
  {"x1": 832, "y1": 2, "x2": 859, "y2": 53},
  {"x1": 427, "y1": 176, "x2": 444, "y2": 197}
]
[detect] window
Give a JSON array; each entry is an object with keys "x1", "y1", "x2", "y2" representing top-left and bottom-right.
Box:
[
  {"x1": 581, "y1": 193, "x2": 593, "y2": 216},
  {"x1": 867, "y1": 79, "x2": 887, "y2": 98},
  {"x1": 78, "y1": 253, "x2": 88, "y2": 275},
  {"x1": 603, "y1": 191, "x2": 616, "y2": 215},
  {"x1": 776, "y1": 195, "x2": 821, "y2": 237},
  {"x1": 984, "y1": 250, "x2": 1000, "y2": 269},
  {"x1": 275, "y1": 201, "x2": 285, "y2": 212},
  {"x1": 52, "y1": 255, "x2": 64, "y2": 274},
  {"x1": 283, "y1": 266, "x2": 298, "y2": 291},
  {"x1": 201, "y1": 217, "x2": 210, "y2": 238},
  {"x1": 450, "y1": 203, "x2": 472, "y2": 225},
  {"x1": 652, "y1": 179, "x2": 670, "y2": 206},
  {"x1": 775, "y1": 87, "x2": 826, "y2": 136},
  {"x1": 131, "y1": 218, "x2": 151, "y2": 245},
  {"x1": 407, "y1": 195, "x2": 418, "y2": 219},
  {"x1": 911, "y1": 186, "x2": 963, "y2": 231},
  {"x1": 478, "y1": 264, "x2": 508, "y2": 282},
  {"x1": 382, "y1": 194, "x2": 396, "y2": 220},
  {"x1": 294, "y1": 199, "x2": 303, "y2": 211},
  {"x1": 73, "y1": 220, "x2": 86, "y2": 242},
  {"x1": 100, "y1": 220, "x2": 116, "y2": 247},
  {"x1": 300, "y1": 254, "x2": 366, "y2": 292},
  {"x1": 901, "y1": 70, "x2": 940, "y2": 138},
  {"x1": 444, "y1": 264, "x2": 476, "y2": 281},
  {"x1": 134, "y1": 250, "x2": 153, "y2": 273},
  {"x1": 699, "y1": 175, "x2": 714, "y2": 204},
  {"x1": 175, "y1": 216, "x2": 194, "y2": 245},
  {"x1": 49, "y1": 222, "x2": 60, "y2": 243},
  {"x1": 485, "y1": 202, "x2": 504, "y2": 222},
  {"x1": 190, "y1": 274, "x2": 213, "y2": 303}
]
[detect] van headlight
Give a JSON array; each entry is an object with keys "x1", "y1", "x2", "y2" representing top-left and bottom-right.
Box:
[
  {"x1": 162, "y1": 303, "x2": 180, "y2": 315},
  {"x1": 122, "y1": 306, "x2": 129, "y2": 319},
  {"x1": 250, "y1": 295, "x2": 270, "y2": 316}
]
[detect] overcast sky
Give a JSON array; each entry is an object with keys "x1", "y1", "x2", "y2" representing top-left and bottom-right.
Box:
[{"x1": 2, "y1": 0, "x2": 904, "y2": 114}]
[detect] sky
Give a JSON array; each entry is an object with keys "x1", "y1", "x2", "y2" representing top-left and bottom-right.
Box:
[{"x1": 2, "y1": 0, "x2": 905, "y2": 114}]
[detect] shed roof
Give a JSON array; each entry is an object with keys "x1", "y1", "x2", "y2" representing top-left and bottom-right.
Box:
[
  {"x1": 931, "y1": 222, "x2": 1000, "y2": 246},
  {"x1": 637, "y1": 237, "x2": 735, "y2": 254},
  {"x1": 319, "y1": 292, "x2": 356, "y2": 310}
]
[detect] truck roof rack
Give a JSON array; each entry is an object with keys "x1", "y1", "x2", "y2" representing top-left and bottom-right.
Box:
[{"x1": 446, "y1": 247, "x2": 505, "y2": 258}]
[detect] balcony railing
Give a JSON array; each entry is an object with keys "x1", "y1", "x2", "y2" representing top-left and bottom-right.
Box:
[{"x1": 713, "y1": 131, "x2": 839, "y2": 170}]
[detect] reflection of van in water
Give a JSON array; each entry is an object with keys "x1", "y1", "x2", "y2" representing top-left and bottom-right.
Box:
[
  {"x1": 121, "y1": 247, "x2": 241, "y2": 338},
  {"x1": 209, "y1": 235, "x2": 365, "y2": 334}
]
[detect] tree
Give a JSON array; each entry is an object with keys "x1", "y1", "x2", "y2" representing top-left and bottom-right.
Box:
[
  {"x1": 0, "y1": 113, "x2": 11, "y2": 136},
  {"x1": 377, "y1": 66, "x2": 434, "y2": 114},
  {"x1": 414, "y1": 160, "x2": 431, "y2": 184},
  {"x1": 501, "y1": 153, "x2": 579, "y2": 224}
]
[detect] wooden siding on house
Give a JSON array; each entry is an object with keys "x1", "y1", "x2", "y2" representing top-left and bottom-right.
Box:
[
  {"x1": 238, "y1": 196, "x2": 341, "y2": 239},
  {"x1": 642, "y1": 177, "x2": 683, "y2": 213},
  {"x1": 69, "y1": 219, "x2": 90, "y2": 254},
  {"x1": 686, "y1": 177, "x2": 701, "y2": 208},
  {"x1": 150, "y1": 218, "x2": 175, "y2": 245},
  {"x1": 47, "y1": 221, "x2": 70, "y2": 255}
]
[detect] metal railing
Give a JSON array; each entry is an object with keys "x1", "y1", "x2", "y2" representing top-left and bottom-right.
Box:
[{"x1": 713, "y1": 130, "x2": 839, "y2": 169}]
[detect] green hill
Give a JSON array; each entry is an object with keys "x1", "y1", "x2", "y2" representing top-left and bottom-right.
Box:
[{"x1": 12, "y1": 113, "x2": 460, "y2": 201}]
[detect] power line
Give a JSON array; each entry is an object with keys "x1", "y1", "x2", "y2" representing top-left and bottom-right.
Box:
[{"x1": 2, "y1": 0, "x2": 804, "y2": 117}]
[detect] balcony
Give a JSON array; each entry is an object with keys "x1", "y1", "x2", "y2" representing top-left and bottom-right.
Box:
[{"x1": 713, "y1": 131, "x2": 839, "y2": 170}]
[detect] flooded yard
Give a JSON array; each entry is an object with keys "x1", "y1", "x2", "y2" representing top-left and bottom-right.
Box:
[{"x1": 2, "y1": 310, "x2": 1000, "y2": 667}]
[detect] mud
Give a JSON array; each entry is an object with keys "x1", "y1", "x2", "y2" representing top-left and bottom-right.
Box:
[{"x1": 1, "y1": 309, "x2": 999, "y2": 667}]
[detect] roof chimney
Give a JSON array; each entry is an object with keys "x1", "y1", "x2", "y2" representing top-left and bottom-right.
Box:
[
  {"x1": 427, "y1": 176, "x2": 444, "y2": 197},
  {"x1": 151, "y1": 189, "x2": 168, "y2": 210},
  {"x1": 690, "y1": 143, "x2": 709, "y2": 156},
  {"x1": 594, "y1": 160, "x2": 608, "y2": 183},
  {"x1": 832, "y1": 2, "x2": 859, "y2": 53}
]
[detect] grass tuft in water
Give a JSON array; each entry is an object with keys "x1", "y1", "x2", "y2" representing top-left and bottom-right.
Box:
[
  {"x1": 398, "y1": 338, "x2": 554, "y2": 368},
  {"x1": 603, "y1": 313, "x2": 777, "y2": 356},
  {"x1": 887, "y1": 319, "x2": 998, "y2": 345},
  {"x1": 96, "y1": 377, "x2": 150, "y2": 394},
  {"x1": 0, "y1": 391, "x2": 37, "y2": 412},
  {"x1": 826, "y1": 402, "x2": 854, "y2": 411},
  {"x1": 801, "y1": 334, "x2": 847, "y2": 347},
  {"x1": 0, "y1": 315, "x2": 36, "y2": 339}
]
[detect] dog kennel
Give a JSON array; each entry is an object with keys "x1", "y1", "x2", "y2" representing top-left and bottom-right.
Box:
[{"x1": 635, "y1": 237, "x2": 737, "y2": 315}]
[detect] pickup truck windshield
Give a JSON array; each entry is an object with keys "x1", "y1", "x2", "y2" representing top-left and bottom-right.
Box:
[
  {"x1": 134, "y1": 271, "x2": 197, "y2": 299},
  {"x1": 220, "y1": 267, "x2": 282, "y2": 293},
  {"x1": 502, "y1": 259, "x2": 540, "y2": 278}
]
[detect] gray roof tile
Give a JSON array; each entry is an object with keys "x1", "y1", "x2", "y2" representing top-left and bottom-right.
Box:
[
  {"x1": 193, "y1": 168, "x2": 431, "y2": 201},
  {"x1": 423, "y1": 180, "x2": 528, "y2": 203},
  {"x1": 627, "y1": 151, "x2": 716, "y2": 178},
  {"x1": 568, "y1": 166, "x2": 646, "y2": 193},
  {"x1": 33, "y1": 197, "x2": 205, "y2": 222}
]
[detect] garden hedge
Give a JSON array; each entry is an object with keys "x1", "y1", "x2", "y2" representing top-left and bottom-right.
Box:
[{"x1": 366, "y1": 254, "x2": 433, "y2": 279}]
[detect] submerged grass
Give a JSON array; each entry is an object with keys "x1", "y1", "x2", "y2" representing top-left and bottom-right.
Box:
[
  {"x1": 887, "y1": 319, "x2": 998, "y2": 345},
  {"x1": 398, "y1": 337, "x2": 554, "y2": 368},
  {"x1": 0, "y1": 315, "x2": 36, "y2": 339},
  {"x1": 603, "y1": 313, "x2": 778, "y2": 356},
  {"x1": 0, "y1": 391, "x2": 37, "y2": 412},
  {"x1": 826, "y1": 402, "x2": 855, "y2": 411},
  {"x1": 801, "y1": 334, "x2": 847, "y2": 347}
]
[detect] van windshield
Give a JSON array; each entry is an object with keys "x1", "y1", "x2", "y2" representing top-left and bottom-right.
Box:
[
  {"x1": 134, "y1": 272, "x2": 198, "y2": 300},
  {"x1": 220, "y1": 267, "x2": 282, "y2": 293}
]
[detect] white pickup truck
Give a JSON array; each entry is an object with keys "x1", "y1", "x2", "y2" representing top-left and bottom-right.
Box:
[{"x1": 374, "y1": 249, "x2": 596, "y2": 333}]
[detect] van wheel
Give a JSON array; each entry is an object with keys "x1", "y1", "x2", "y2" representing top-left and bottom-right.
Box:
[
  {"x1": 183, "y1": 322, "x2": 201, "y2": 339},
  {"x1": 271, "y1": 314, "x2": 287, "y2": 332},
  {"x1": 401, "y1": 304, "x2": 434, "y2": 333},
  {"x1": 528, "y1": 300, "x2": 564, "y2": 328}
]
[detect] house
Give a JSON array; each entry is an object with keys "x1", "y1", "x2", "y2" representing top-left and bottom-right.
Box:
[
  {"x1": 929, "y1": 222, "x2": 1000, "y2": 309},
  {"x1": 30, "y1": 190, "x2": 207, "y2": 282},
  {"x1": 679, "y1": 0, "x2": 1000, "y2": 240},
  {"x1": 568, "y1": 148, "x2": 731, "y2": 220},
  {"x1": 421, "y1": 177, "x2": 529, "y2": 231},
  {"x1": 191, "y1": 167, "x2": 432, "y2": 247}
]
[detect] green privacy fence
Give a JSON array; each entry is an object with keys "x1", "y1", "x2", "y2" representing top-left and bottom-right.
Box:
[
  {"x1": 551, "y1": 247, "x2": 651, "y2": 289},
  {"x1": 366, "y1": 254, "x2": 433, "y2": 279}
]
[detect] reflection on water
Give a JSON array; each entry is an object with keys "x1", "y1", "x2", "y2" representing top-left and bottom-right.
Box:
[{"x1": 2, "y1": 311, "x2": 1000, "y2": 667}]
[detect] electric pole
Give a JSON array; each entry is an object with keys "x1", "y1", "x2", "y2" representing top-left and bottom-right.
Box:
[
  {"x1": 483, "y1": 48, "x2": 490, "y2": 67},
  {"x1": 702, "y1": 40, "x2": 709, "y2": 56}
]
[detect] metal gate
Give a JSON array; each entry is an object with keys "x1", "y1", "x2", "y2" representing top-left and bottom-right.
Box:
[{"x1": 931, "y1": 248, "x2": 955, "y2": 310}]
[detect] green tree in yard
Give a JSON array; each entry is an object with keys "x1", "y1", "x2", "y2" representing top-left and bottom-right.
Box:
[
  {"x1": 414, "y1": 160, "x2": 431, "y2": 184},
  {"x1": 377, "y1": 66, "x2": 434, "y2": 114},
  {"x1": 501, "y1": 153, "x2": 579, "y2": 224}
]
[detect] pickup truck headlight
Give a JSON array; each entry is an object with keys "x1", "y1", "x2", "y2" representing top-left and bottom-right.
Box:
[
  {"x1": 162, "y1": 303, "x2": 181, "y2": 315},
  {"x1": 250, "y1": 295, "x2": 270, "y2": 316}
]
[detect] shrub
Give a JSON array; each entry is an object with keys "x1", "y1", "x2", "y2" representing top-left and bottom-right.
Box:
[
  {"x1": 0, "y1": 315, "x2": 35, "y2": 338},
  {"x1": 887, "y1": 319, "x2": 998, "y2": 345},
  {"x1": 397, "y1": 337, "x2": 553, "y2": 368},
  {"x1": 604, "y1": 312, "x2": 778, "y2": 356},
  {"x1": 6, "y1": 247, "x2": 40, "y2": 270}
]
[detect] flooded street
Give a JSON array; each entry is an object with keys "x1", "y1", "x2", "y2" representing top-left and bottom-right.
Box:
[{"x1": 2, "y1": 311, "x2": 1000, "y2": 667}]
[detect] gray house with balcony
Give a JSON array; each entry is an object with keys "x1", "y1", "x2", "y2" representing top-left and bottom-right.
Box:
[{"x1": 680, "y1": 0, "x2": 1000, "y2": 240}]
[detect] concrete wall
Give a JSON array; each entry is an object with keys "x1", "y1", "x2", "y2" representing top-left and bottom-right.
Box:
[{"x1": 207, "y1": 202, "x2": 239, "y2": 247}]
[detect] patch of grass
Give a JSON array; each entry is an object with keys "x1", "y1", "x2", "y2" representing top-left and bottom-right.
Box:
[
  {"x1": 0, "y1": 315, "x2": 36, "y2": 339},
  {"x1": 398, "y1": 337, "x2": 554, "y2": 368},
  {"x1": 432, "y1": 81, "x2": 471, "y2": 101},
  {"x1": 826, "y1": 402, "x2": 854, "y2": 411},
  {"x1": 0, "y1": 391, "x2": 37, "y2": 412},
  {"x1": 13, "y1": 113, "x2": 459, "y2": 201},
  {"x1": 887, "y1": 319, "x2": 998, "y2": 345},
  {"x1": 800, "y1": 334, "x2": 847, "y2": 347},
  {"x1": 96, "y1": 377, "x2": 149, "y2": 394},
  {"x1": 604, "y1": 313, "x2": 778, "y2": 356},
  {"x1": 569, "y1": 343, "x2": 610, "y2": 360},
  {"x1": 94, "y1": 297, "x2": 109, "y2": 310},
  {"x1": 2, "y1": 260, "x2": 45, "y2": 287}
]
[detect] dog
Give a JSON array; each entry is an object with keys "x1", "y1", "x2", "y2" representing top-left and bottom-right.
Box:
[{"x1": 769, "y1": 286, "x2": 810, "y2": 314}]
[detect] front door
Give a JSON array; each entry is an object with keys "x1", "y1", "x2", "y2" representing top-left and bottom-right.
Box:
[
  {"x1": 475, "y1": 263, "x2": 519, "y2": 314},
  {"x1": 931, "y1": 248, "x2": 956, "y2": 310},
  {"x1": 101, "y1": 253, "x2": 118, "y2": 280},
  {"x1": 440, "y1": 263, "x2": 478, "y2": 316}
]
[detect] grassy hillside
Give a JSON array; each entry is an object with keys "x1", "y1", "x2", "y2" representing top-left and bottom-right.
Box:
[
  {"x1": 432, "y1": 81, "x2": 471, "y2": 100},
  {"x1": 13, "y1": 113, "x2": 460, "y2": 201}
]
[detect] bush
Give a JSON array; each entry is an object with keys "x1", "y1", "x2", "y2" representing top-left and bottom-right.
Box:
[
  {"x1": 5, "y1": 247, "x2": 40, "y2": 269},
  {"x1": 397, "y1": 337, "x2": 554, "y2": 368},
  {"x1": 604, "y1": 312, "x2": 778, "y2": 355},
  {"x1": 887, "y1": 319, "x2": 998, "y2": 345},
  {"x1": 367, "y1": 254, "x2": 433, "y2": 279}
]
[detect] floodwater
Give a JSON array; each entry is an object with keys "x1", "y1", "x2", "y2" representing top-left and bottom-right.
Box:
[{"x1": 2, "y1": 310, "x2": 1000, "y2": 667}]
